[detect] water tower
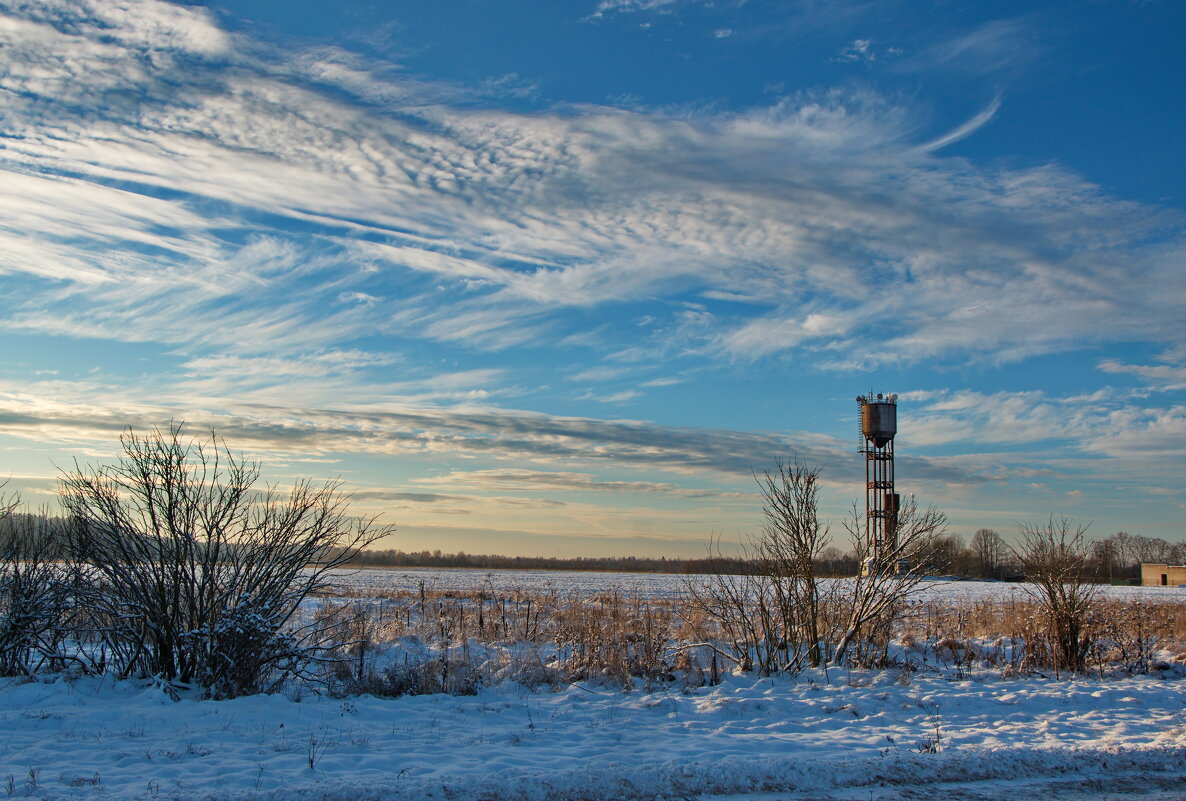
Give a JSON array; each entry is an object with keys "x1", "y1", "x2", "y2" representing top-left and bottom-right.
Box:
[{"x1": 857, "y1": 392, "x2": 900, "y2": 574}]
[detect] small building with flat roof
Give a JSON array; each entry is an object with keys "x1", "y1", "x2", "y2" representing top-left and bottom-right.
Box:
[{"x1": 1141, "y1": 563, "x2": 1186, "y2": 586}]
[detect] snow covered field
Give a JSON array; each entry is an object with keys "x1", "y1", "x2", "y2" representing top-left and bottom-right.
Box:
[
  {"x1": 326, "y1": 566, "x2": 1186, "y2": 604},
  {"x1": 1, "y1": 568, "x2": 1183, "y2": 800},
  {"x1": 1, "y1": 669, "x2": 1183, "y2": 801}
]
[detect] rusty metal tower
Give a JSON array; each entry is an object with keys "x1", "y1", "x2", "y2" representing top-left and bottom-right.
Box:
[{"x1": 857, "y1": 392, "x2": 899, "y2": 574}]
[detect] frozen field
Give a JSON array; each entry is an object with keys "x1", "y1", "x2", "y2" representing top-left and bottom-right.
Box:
[
  {"x1": 1, "y1": 669, "x2": 1184, "y2": 801},
  {"x1": 1, "y1": 569, "x2": 1182, "y2": 800},
  {"x1": 326, "y1": 566, "x2": 1186, "y2": 604}
]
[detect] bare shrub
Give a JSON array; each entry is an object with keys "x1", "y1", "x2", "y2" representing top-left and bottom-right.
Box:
[
  {"x1": 0, "y1": 500, "x2": 84, "y2": 677},
  {"x1": 59, "y1": 424, "x2": 391, "y2": 697},
  {"x1": 1087, "y1": 600, "x2": 1178, "y2": 675},
  {"x1": 1011, "y1": 517, "x2": 1097, "y2": 675},
  {"x1": 895, "y1": 593, "x2": 1186, "y2": 677},
  {"x1": 685, "y1": 559, "x2": 764, "y2": 674},
  {"x1": 685, "y1": 462, "x2": 832, "y2": 675},
  {"x1": 831, "y1": 497, "x2": 947, "y2": 666},
  {"x1": 353, "y1": 654, "x2": 484, "y2": 697},
  {"x1": 753, "y1": 462, "x2": 828, "y2": 667}
]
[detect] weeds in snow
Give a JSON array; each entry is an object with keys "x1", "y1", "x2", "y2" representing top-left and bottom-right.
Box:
[{"x1": 306, "y1": 580, "x2": 1186, "y2": 699}]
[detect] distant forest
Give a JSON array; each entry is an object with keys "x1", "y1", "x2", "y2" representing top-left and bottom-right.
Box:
[
  {"x1": 342, "y1": 548, "x2": 760, "y2": 576},
  {"x1": 346, "y1": 546, "x2": 899, "y2": 578},
  {"x1": 345, "y1": 527, "x2": 1185, "y2": 583}
]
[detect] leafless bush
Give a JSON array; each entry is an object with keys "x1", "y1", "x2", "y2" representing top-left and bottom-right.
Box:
[
  {"x1": 1089, "y1": 601, "x2": 1162, "y2": 674},
  {"x1": 684, "y1": 464, "x2": 947, "y2": 673},
  {"x1": 1011, "y1": 517, "x2": 1097, "y2": 675},
  {"x1": 831, "y1": 497, "x2": 947, "y2": 666},
  {"x1": 0, "y1": 499, "x2": 85, "y2": 677},
  {"x1": 753, "y1": 463, "x2": 828, "y2": 668},
  {"x1": 59, "y1": 424, "x2": 391, "y2": 697},
  {"x1": 350, "y1": 654, "x2": 485, "y2": 697},
  {"x1": 685, "y1": 463, "x2": 833, "y2": 675},
  {"x1": 685, "y1": 561, "x2": 764, "y2": 673}
]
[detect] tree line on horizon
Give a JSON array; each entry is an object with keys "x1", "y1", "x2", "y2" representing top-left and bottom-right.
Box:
[{"x1": 342, "y1": 528, "x2": 1185, "y2": 583}]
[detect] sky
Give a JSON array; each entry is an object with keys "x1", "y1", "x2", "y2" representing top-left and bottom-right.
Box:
[{"x1": 0, "y1": 0, "x2": 1184, "y2": 558}]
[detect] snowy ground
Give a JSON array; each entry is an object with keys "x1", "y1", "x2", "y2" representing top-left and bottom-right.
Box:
[
  {"x1": 1, "y1": 669, "x2": 1183, "y2": 801},
  {"x1": 328, "y1": 566, "x2": 1186, "y2": 604},
  {"x1": 2, "y1": 568, "x2": 1182, "y2": 799}
]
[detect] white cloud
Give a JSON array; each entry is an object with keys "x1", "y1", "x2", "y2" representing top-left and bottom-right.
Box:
[
  {"x1": 920, "y1": 94, "x2": 1002, "y2": 152},
  {"x1": 833, "y1": 39, "x2": 900, "y2": 64},
  {"x1": 899, "y1": 19, "x2": 1034, "y2": 76},
  {"x1": 721, "y1": 312, "x2": 854, "y2": 359},
  {"x1": 2, "y1": 0, "x2": 1181, "y2": 376},
  {"x1": 1099, "y1": 358, "x2": 1186, "y2": 391},
  {"x1": 1084, "y1": 405, "x2": 1186, "y2": 458},
  {"x1": 568, "y1": 366, "x2": 635, "y2": 383},
  {"x1": 585, "y1": 0, "x2": 680, "y2": 20},
  {"x1": 904, "y1": 389, "x2": 1186, "y2": 476},
  {"x1": 593, "y1": 390, "x2": 641, "y2": 404}
]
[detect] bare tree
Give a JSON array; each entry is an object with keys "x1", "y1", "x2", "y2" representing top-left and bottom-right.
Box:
[
  {"x1": 969, "y1": 528, "x2": 1006, "y2": 580},
  {"x1": 752, "y1": 462, "x2": 829, "y2": 668},
  {"x1": 1172, "y1": 541, "x2": 1186, "y2": 565},
  {"x1": 1131, "y1": 535, "x2": 1174, "y2": 565},
  {"x1": 816, "y1": 545, "x2": 856, "y2": 577},
  {"x1": 831, "y1": 497, "x2": 946, "y2": 667},
  {"x1": 1011, "y1": 517, "x2": 1097, "y2": 675},
  {"x1": 1090, "y1": 538, "x2": 1118, "y2": 583},
  {"x1": 685, "y1": 462, "x2": 831, "y2": 674},
  {"x1": 1110, "y1": 531, "x2": 1134, "y2": 578},
  {"x1": 60, "y1": 424, "x2": 392, "y2": 697},
  {"x1": 924, "y1": 532, "x2": 965, "y2": 575}
]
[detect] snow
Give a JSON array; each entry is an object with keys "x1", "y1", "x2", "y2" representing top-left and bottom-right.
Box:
[
  {"x1": 326, "y1": 566, "x2": 1186, "y2": 604},
  {"x1": 1, "y1": 669, "x2": 1183, "y2": 800},
  {"x1": 2, "y1": 567, "x2": 1183, "y2": 799}
]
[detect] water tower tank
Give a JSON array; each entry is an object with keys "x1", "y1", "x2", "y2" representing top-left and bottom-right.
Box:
[{"x1": 860, "y1": 396, "x2": 897, "y2": 448}]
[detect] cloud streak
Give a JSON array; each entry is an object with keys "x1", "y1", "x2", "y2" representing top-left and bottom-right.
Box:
[
  {"x1": 1, "y1": 0, "x2": 1181, "y2": 378},
  {"x1": 0, "y1": 376, "x2": 984, "y2": 487},
  {"x1": 413, "y1": 469, "x2": 753, "y2": 499},
  {"x1": 920, "y1": 94, "x2": 1002, "y2": 152}
]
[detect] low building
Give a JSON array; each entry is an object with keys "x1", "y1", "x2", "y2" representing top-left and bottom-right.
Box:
[{"x1": 1141, "y1": 563, "x2": 1186, "y2": 586}]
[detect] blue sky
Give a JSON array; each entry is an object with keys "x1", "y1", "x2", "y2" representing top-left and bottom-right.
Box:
[{"x1": 1, "y1": 0, "x2": 1183, "y2": 556}]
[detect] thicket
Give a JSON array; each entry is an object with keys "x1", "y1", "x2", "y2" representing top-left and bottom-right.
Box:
[{"x1": 0, "y1": 425, "x2": 390, "y2": 697}]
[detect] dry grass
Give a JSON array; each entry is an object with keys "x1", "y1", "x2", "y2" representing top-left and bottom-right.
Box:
[
  {"x1": 311, "y1": 583, "x2": 1186, "y2": 695},
  {"x1": 315, "y1": 584, "x2": 708, "y2": 694},
  {"x1": 899, "y1": 597, "x2": 1186, "y2": 676}
]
